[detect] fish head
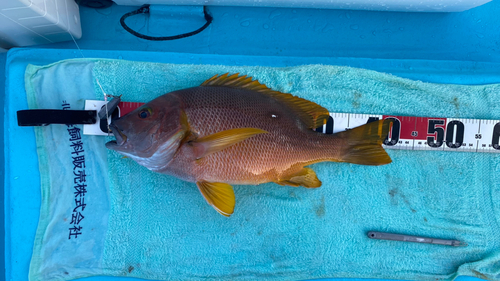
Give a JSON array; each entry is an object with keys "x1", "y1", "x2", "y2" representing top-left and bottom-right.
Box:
[{"x1": 106, "y1": 94, "x2": 186, "y2": 165}]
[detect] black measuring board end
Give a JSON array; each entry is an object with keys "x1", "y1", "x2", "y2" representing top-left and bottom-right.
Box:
[{"x1": 17, "y1": 109, "x2": 98, "y2": 126}]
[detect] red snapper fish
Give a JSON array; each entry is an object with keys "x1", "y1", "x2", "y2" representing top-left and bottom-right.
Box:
[{"x1": 106, "y1": 74, "x2": 391, "y2": 217}]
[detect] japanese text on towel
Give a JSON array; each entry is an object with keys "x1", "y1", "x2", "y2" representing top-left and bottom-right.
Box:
[{"x1": 63, "y1": 101, "x2": 87, "y2": 239}]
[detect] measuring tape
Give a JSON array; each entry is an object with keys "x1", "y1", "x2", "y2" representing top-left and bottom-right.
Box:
[
  {"x1": 317, "y1": 113, "x2": 500, "y2": 153},
  {"x1": 84, "y1": 100, "x2": 500, "y2": 153}
]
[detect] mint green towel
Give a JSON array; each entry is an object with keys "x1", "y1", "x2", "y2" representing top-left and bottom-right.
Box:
[{"x1": 26, "y1": 59, "x2": 500, "y2": 281}]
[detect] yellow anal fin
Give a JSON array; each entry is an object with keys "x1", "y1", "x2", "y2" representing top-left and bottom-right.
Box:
[
  {"x1": 337, "y1": 119, "x2": 392, "y2": 166},
  {"x1": 196, "y1": 181, "x2": 235, "y2": 217},
  {"x1": 276, "y1": 168, "x2": 322, "y2": 188},
  {"x1": 201, "y1": 73, "x2": 330, "y2": 129},
  {"x1": 190, "y1": 127, "x2": 267, "y2": 159}
]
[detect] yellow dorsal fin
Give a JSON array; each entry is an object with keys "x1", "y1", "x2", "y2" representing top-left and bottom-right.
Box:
[
  {"x1": 276, "y1": 168, "x2": 322, "y2": 188},
  {"x1": 196, "y1": 181, "x2": 235, "y2": 217},
  {"x1": 189, "y1": 127, "x2": 267, "y2": 160},
  {"x1": 201, "y1": 73, "x2": 330, "y2": 129}
]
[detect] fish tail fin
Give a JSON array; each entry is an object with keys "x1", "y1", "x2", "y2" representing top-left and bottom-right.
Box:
[{"x1": 337, "y1": 119, "x2": 392, "y2": 166}]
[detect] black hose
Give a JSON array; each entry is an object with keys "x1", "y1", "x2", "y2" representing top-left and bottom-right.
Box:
[{"x1": 119, "y1": 5, "x2": 213, "y2": 41}]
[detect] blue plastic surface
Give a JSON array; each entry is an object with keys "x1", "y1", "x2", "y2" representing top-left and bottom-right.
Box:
[
  {"x1": 3, "y1": 0, "x2": 500, "y2": 280},
  {"x1": 40, "y1": 3, "x2": 500, "y2": 63},
  {"x1": 1, "y1": 52, "x2": 6, "y2": 279},
  {"x1": 5, "y1": 48, "x2": 498, "y2": 281}
]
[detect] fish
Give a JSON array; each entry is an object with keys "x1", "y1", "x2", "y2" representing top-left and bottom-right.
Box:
[{"x1": 106, "y1": 73, "x2": 392, "y2": 217}]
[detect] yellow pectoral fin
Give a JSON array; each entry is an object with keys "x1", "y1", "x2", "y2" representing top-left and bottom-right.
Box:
[
  {"x1": 276, "y1": 168, "x2": 322, "y2": 188},
  {"x1": 196, "y1": 181, "x2": 235, "y2": 217},
  {"x1": 191, "y1": 128, "x2": 267, "y2": 159}
]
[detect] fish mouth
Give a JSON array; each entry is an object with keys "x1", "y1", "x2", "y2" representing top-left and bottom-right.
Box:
[{"x1": 106, "y1": 123, "x2": 128, "y2": 148}]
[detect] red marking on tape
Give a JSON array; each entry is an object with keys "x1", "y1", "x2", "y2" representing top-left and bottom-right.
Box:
[{"x1": 118, "y1": 102, "x2": 145, "y2": 117}]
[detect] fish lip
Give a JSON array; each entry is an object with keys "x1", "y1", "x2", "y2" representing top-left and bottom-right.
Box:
[{"x1": 107, "y1": 123, "x2": 127, "y2": 147}]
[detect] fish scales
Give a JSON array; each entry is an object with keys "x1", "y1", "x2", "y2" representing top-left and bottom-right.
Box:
[{"x1": 170, "y1": 86, "x2": 344, "y2": 185}]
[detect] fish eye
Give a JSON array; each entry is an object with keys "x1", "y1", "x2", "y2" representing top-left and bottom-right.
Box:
[{"x1": 138, "y1": 107, "x2": 152, "y2": 119}]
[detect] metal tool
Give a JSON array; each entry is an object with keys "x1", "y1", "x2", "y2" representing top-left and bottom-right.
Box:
[
  {"x1": 367, "y1": 231, "x2": 467, "y2": 247},
  {"x1": 97, "y1": 96, "x2": 121, "y2": 120}
]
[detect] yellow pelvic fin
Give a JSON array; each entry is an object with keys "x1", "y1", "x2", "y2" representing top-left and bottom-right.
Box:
[
  {"x1": 190, "y1": 127, "x2": 267, "y2": 159},
  {"x1": 196, "y1": 181, "x2": 235, "y2": 217},
  {"x1": 201, "y1": 73, "x2": 330, "y2": 129},
  {"x1": 337, "y1": 119, "x2": 392, "y2": 166},
  {"x1": 276, "y1": 168, "x2": 322, "y2": 188}
]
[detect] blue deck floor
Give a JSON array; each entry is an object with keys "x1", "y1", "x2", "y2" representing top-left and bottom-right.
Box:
[
  {"x1": 1, "y1": 51, "x2": 6, "y2": 279},
  {"x1": 2, "y1": 0, "x2": 500, "y2": 280}
]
